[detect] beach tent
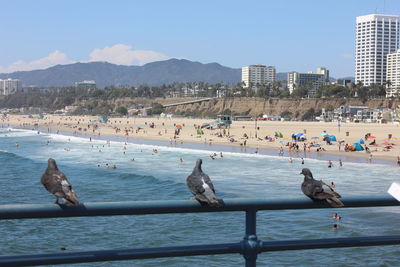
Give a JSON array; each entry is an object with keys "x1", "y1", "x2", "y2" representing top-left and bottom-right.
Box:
[
  {"x1": 353, "y1": 142, "x2": 364, "y2": 151},
  {"x1": 329, "y1": 135, "x2": 337, "y2": 141},
  {"x1": 295, "y1": 133, "x2": 304, "y2": 138},
  {"x1": 275, "y1": 131, "x2": 283, "y2": 138},
  {"x1": 99, "y1": 116, "x2": 108, "y2": 123},
  {"x1": 321, "y1": 132, "x2": 329, "y2": 137},
  {"x1": 358, "y1": 138, "x2": 365, "y2": 144}
]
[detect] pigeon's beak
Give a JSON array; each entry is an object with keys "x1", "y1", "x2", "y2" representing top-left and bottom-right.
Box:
[{"x1": 299, "y1": 171, "x2": 303, "y2": 175}]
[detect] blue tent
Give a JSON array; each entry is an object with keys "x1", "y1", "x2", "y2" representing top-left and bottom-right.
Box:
[
  {"x1": 354, "y1": 142, "x2": 364, "y2": 151},
  {"x1": 358, "y1": 138, "x2": 365, "y2": 144},
  {"x1": 321, "y1": 132, "x2": 329, "y2": 136},
  {"x1": 329, "y1": 135, "x2": 337, "y2": 141}
]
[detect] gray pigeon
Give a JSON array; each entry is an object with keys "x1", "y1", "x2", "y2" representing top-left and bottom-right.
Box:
[
  {"x1": 300, "y1": 168, "x2": 344, "y2": 207},
  {"x1": 187, "y1": 159, "x2": 220, "y2": 206},
  {"x1": 41, "y1": 158, "x2": 80, "y2": 205}
]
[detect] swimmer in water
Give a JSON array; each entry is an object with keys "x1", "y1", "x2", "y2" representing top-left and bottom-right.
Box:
[
  {"x1": 328, "y1": 160, "x2": 333, "y2": 168},
  {"x1": 339, "y1": 159, "x2": 343, "y2": 167},
  {"x1": 333, "y1": 224, "x2": 339, "y2": 230},
  {"x1": 332, "y1": 213, "x2": 342, "y2": 220}
]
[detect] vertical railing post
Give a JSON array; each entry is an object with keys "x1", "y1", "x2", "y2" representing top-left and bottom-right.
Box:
[{"x1": 241, "y1": 208, "x2": 260, "y2": 267}]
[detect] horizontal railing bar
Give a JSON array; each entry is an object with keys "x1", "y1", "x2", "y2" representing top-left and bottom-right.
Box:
[
  {"x1": 1, "y1": 235, "x2": 399, "y2": 266},
  {"x1": 0, "y1": 196, "x2": 398, "y2": 220},
  {"x1": 260, "y1": 235, "x2": 400, "y2": 252},
  {"x1": 0, "y1": 242, "x2": 242, "y2": 266}
]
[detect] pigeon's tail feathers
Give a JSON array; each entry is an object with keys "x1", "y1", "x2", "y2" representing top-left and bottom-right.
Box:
[
  {"x1": 64, "y1": 191, "x2": 80, "y2": 206},
  {"x1": 326, "y1": 197, "x2": 344, "y2": 208},
  {"x1": 195, "y1": 193, "x2": 221, "y2": 207}
]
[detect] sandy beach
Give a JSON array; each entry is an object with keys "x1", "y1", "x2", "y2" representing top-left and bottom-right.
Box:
[{"x1": 2, "y1": 114, "x2": 400, "y2": 163}]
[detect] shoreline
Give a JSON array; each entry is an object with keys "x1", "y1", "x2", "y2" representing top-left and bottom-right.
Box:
[
  {"x1": 2, "y1": 114, "x2": 400, "y2": 166},
  {"x1": 3, "y1": 123, "x2": 396, "y2": 167}
]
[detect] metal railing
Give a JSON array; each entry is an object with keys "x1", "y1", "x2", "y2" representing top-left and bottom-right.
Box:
[{"x1": 0, "y1": 196, "x2": 399, "y2": 266}]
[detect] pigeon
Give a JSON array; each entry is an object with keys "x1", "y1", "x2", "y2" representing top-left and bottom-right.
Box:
[
  {"x1": 41, "y1": 158, "x2": 80, "y2": 205},
  {"x1": 300, "y1": 168, "x2": 344, "y2": 208},
  {"x1": 186, "y1": 159, "x2": 220, "y2": 206}
]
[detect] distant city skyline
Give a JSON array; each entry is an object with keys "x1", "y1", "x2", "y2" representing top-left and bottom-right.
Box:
[{"x1": 1, "y1": 0, "x2": 400, "y2": 77}]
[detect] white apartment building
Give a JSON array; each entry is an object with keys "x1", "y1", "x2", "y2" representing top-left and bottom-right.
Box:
[
  {"x1": 386, "y1": 49, "x2": 400, "y2": 97},
  {"x1": 355, "y1": 14, "x2": 399, "y2": 86},
  {"x1": 0, "y1": 78, "x2": 21, "y2": 95},
  {"x1": 241, "y1": 65, "x2": 276, "y2": 89},
  {"x1": 287, "y1": 67, "x2": 329, "y2": 95}
]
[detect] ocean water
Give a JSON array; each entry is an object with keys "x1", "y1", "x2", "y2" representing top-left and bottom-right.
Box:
[{"x1": 0, "y1": 127, "x2": 399, "y2": 266}]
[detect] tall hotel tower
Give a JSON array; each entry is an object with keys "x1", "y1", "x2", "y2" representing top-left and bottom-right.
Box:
[{"x1": 355, "y1": 14, "x2": 399, "y2": 86}]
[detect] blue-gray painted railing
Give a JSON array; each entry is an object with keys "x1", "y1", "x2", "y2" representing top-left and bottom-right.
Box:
[{"x1": 0, "y1": 196, "x2": 399, "y2": 266}]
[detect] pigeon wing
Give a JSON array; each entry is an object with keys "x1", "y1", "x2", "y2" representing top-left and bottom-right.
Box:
[
  {"x1": 186, "y1": 173, "x2": 205, "y2": 196},
  {"x1": 202, "y1": 173, "x2": 216, "y2": 193}
]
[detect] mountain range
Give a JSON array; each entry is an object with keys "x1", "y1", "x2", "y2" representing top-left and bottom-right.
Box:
[{"x1": 0, "y1": 59, "x2": 353, "y2": 88}]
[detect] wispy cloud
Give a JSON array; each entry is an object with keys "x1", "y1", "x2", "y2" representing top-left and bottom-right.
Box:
[
  {"x1": 0, "y1": 44, "x2": 170, "y2": 73},
  {"x1": 340, "y1": 53, "x2": 353, "y2": 59},
  {"x1": 88, "y1": 44, "x2": 169, "y2": 65},
  {"x1": 0, "y1": 51, "x2": 74, "y2": 73}
]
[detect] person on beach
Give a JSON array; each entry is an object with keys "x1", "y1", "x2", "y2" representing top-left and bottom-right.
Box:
[
  {"x1": 397, "y1": 156, "x2": 400, "y2": 167},
  {"x1": 328, "y1": 160, "x2": 333, "y2": 168},
  {"x1": 339, "y1": 159, "x2": 343, "y2": 167},
  {"x1": 180, "y1": 158, "x2": 183, "y2": 163},
  {"x1": 301, "y1": 158, "x2": 304, "y2": 164},
  {"x1": 288, "y1": 157, "x2": 293, "y2": 163},
  {"x1": 220, "y1": 152, "x2": 223, "y2": 158},
  {"x1": 368, "y1": 154, "x2": 373, "y2": 163}
]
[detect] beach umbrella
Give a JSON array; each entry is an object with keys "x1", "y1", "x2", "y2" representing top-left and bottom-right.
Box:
[
  {"x1": 367, "y1": 136, "x2": 376, "y2": 139},
  {"x1": 175, "y1": 124, "x2": 182, "y2": 128}
]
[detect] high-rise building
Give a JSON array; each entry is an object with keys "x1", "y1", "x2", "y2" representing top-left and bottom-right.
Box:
[
  {"x1": 316, "y1": 67, "x2": 330, "y2": 82},
  {"x1": 386, "y1": 49, "x2": 400, "y2": 97},
  {"x1": 241, "y1": 65, "x2": 275, "y2": 89},
  {"x1": 287, "y1": 67, "x2": 329, "y2": 95},
  {"x1": 0, "y1": 78, "x2": 21, "y2": 95},
  {"x1": 355, "y1": 14, "x2": 400, "y2": 86}
]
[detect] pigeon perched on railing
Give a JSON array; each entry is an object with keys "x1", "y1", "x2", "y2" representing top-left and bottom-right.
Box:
[
  {"x1": 187, "y1": 159, "x2": 220, "y2": 207},
  {"x1": 41, "y1": 158, "x2": 80, "y2": 206},
  {"x1": 300, "y1": 168, "x2": 343, "y2": 208}
]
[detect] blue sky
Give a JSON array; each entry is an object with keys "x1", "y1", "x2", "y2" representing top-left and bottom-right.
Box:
[{"x1": 1, "y1": 0, "x2": 399, "y2": 77}]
